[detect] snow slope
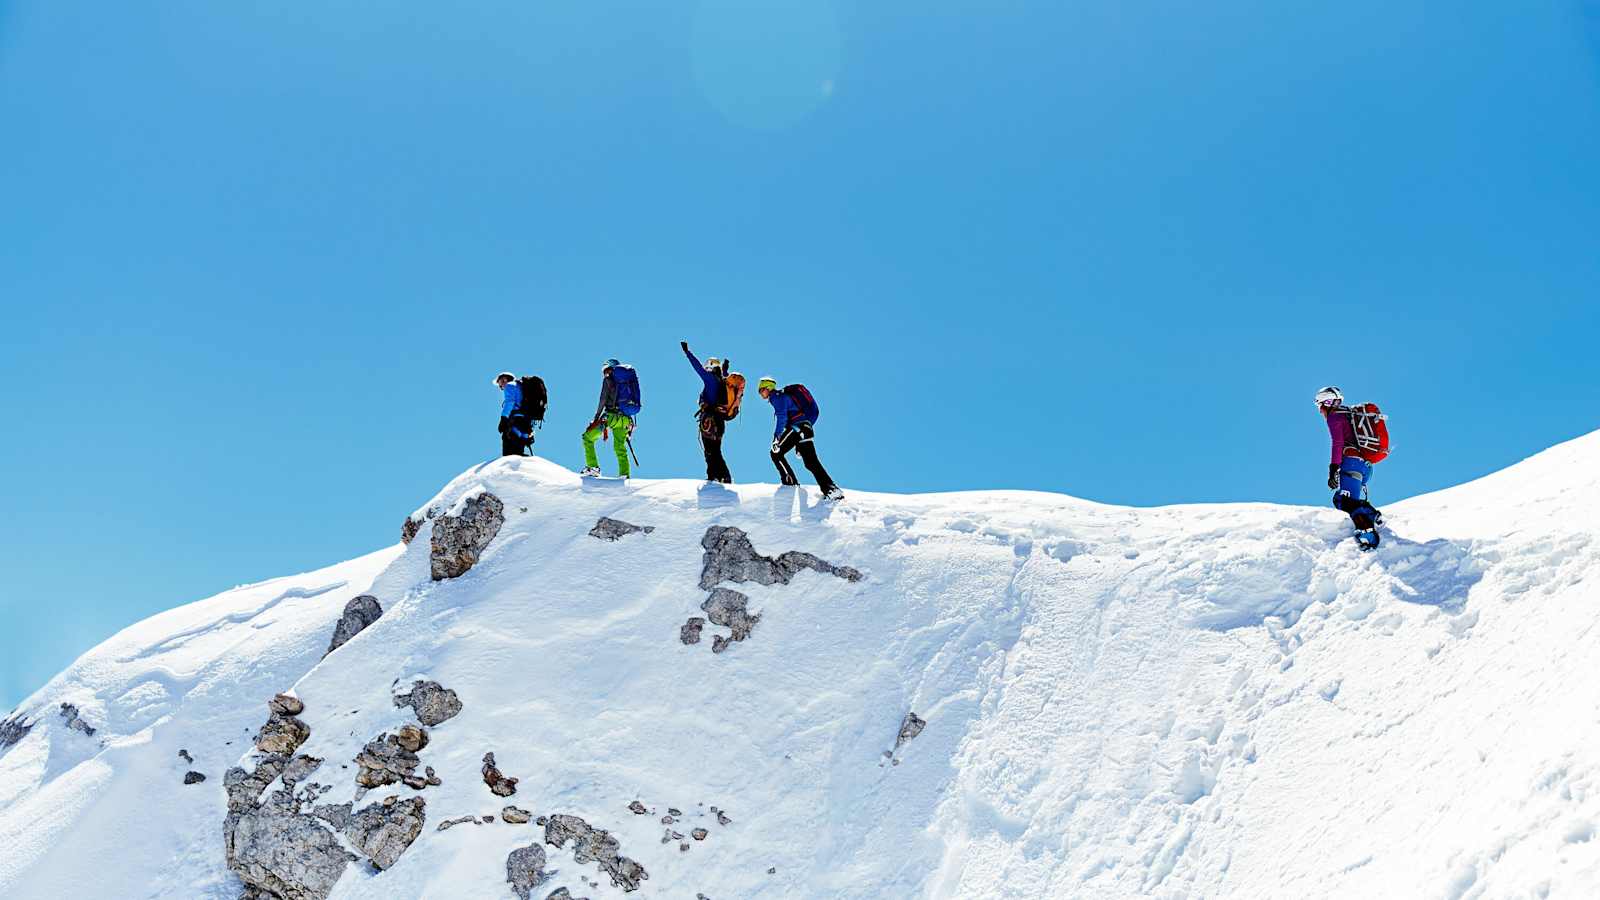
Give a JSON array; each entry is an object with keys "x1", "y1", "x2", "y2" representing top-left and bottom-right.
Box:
[{"x1": 2, "y1": 431, "x2": 1597, "y2": 899}]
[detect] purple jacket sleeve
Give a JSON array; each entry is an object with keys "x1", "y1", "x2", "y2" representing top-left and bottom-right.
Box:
[{"x1": 1326, "y1": 412, "x2": 1351, "y2": 465}]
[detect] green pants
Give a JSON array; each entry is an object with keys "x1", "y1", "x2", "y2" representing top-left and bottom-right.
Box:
[{"x1": 582, "y1": 412, "x2": 633, "y2": 476}]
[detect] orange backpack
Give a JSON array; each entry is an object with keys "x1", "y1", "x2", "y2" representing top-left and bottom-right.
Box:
[
  {"x1": 721, "y1": 372, "x2": 746, "y2": 420},
  {"x1": 1347, "y1": 402, "x2": 1390, "y2": 464}
]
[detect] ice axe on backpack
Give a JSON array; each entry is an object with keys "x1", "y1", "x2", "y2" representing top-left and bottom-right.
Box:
[{"x1": 626, "y1": 437, "x2": 640, "y2": 468}]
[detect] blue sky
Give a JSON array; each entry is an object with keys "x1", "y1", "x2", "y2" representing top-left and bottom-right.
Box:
[{"x1": 2, "y1": 0, "x2": 1598, "y2": 710}]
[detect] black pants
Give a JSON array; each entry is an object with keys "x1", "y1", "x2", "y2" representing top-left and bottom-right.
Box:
[
  {"x1": 501, "y1": 415, "x2": 534, "y2": 457},
  {"x1": 771, "y1": 423, "x2": 836, "y2": 493},
  {"x1": 699, "y1": 414, "x2": 732, "y2": 483}
]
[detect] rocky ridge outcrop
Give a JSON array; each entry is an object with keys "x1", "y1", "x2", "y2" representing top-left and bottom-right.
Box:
[
  {"x1": 325, "y1": 595, "x2": 383, "y2": 656},
  {"x1": 430, "y1": 491, "x2": 505, "y2": 580},
  {"x1": 698, "y1": 525, "x2": 863, "y2": 591},
  {"x1": 589, "y1": 517, "x2": 655, "y2": 541},
  {"x1": 0, "y1": 713, "x2": 32, "y2": 752},
  {"x1": 541, "y1": 813, "x2": 649, "y2": 892},
  {"x1": 226, "y1": 698, "x2": 426, "y2": 900},
  {"x1": 393, "y1": 679, "x2": 463, "y2": 726},
  {"x1": 58, "y1": 702, "x2": 96, "y2": 736},
  {"x1": 684, "y1": 526, "x2": 863, "y2": 652}
]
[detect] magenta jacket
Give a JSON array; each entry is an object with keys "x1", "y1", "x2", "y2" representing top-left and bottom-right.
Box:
[{"x1": 1325, "y1": 409, "x2": 1356, "y2": 464}]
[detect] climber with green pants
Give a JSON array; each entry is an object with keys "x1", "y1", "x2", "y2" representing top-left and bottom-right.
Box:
[{"x1": 581, "y1": 358, "x2": 643, "y2": 478}]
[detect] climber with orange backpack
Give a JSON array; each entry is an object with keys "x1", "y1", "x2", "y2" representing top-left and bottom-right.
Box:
[
  {"x1": 1315, "y1": 386, "x2": 1389, "y2": 550},
  {"x1": 681, "y1": 341, "x2": 741, "y2": 483}
]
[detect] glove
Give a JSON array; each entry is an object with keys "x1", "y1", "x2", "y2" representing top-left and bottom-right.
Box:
[
  {"x1": 498, "y1": 416, "x2": 510, "y2": 434},
  {"x1": 772, "y1": 439, "x2": 783, "y2": 454},
  {"x1": 1327, "y1": 463, "x2": 1339, "y2": 490}
]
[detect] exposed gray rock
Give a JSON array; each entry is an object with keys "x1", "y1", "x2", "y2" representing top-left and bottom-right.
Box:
[
  {"x1": 0, "y1": 713, "x2": 33, "y2": 751},
  {"x1": 716, "y1": 810, "x2": 731, "y2": 826},
  {"x1": 589, "y1": 517, "x2": 655, "y2": 541},
  {"x1": 679, "y1": 618, "x2": 704, "y2": 645},
  {"x1": 430, "y1": 491, "x2": 505, "y2": 580},
  {"x1": 698, "y1": 526, "x2": 863, "y2": 591},
  {"x1": 436, "y1": 815, "x2": 478, "y2": 832},
  {"x1": 701, "y1": 589, "x2": 759, "y2": 653},
  {"x1": 255, "y1": 715, "x2": 310, "y2": 755},
  {"x1": 268, "y1": 694, "x2": 305, "y2": 717},
  {"x1": 326, "y1": 595, "x2": 383, "y2": 656},
  {"x1": 311, "y1": 802, "x2": 353, "y2": 832},
  {"x1": 184, "y1": 771, "x2": 207, "y2": 785},
  {"x1": 543, "y1": 814, "x2": 648, "y2": 892},
  {"x1": 226, "y1": 787, "x2": 354, "y2": 900},
  {"x1": 345, "y1": 797, "x2": 426, "y2": 870},
  {"x1": 545, "y1": 889, "x2": 588, "y2": 900},
  {"x1": 895, "y1": 712, "x2": 927, "y2": 749},
  {"x1": 178, "y1": 748, "x2": 194, "y2": 764},
  {"x1": 482, "y1": 752, "x2": 519, "y2": 797},
  {"x1": 691, "y1": 827, "x2": 708, "y2": 841},
  {"x1": 226, "y1": 756, "x2": 291, "y2": 814},
  {"x1": 503, "y1": 805, "x2": 532, "y2": 824},
  {"x1": 354, "y1": 729, "x2": 427, "y2": 789},
  {"x1": 627, "y1": 801, "x2": 648, "y2": 815},
  {"x1": 281, "y1": 755, "x2": 323, "y2": 787},
  {"x1": 59, "y1": 703, "x2": 96, "y2": 737},
  {"x1": 507, "y1": 844, "x2": 549, "y2": 899},
  {"x1": 401, "y1": 517, "x2": 422, "y2": 546},
  {"x1": 393, "y1": 680, "x2": 462, "y2": 726}
]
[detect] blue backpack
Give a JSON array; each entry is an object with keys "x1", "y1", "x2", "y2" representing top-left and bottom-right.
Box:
[
  {"x1": 783, "y1": 383, "x2": 819, "y2": 425},
  {"x1": 611, "y1": 365, "x2": 643, "y2": 416}
]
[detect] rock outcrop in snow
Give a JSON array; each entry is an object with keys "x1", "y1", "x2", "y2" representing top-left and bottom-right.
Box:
[
  {"x1": 0, "y1": 714, "x2": 32, "y2": 751},
  {"x1": 429, "y1": 491, "x2": 504, "y2": 580},
  {"x1": 325, "y1": 595, "x2": 383, "y2": 656},
  {"x1": 57, "y1": 703, "x2": 95, "y2": 737},
  {"x1": 697, "y1": 525, "x2": 863, "y2": 590},
  {"x1": 589, "y1": 517, "x2": 655, "y2": 541},
  {"x1": 505, "y1": 843, "x2": 549, "y2": 899},
  {"x1": 542, "y1": 814, "x2": 649, "y2": 892},
  {"x1": 392, "y1": 680, "x2": 462, "y2": 727},
  {"x1": 699, "y1": 588, "x2": 759, "y2": 653}
]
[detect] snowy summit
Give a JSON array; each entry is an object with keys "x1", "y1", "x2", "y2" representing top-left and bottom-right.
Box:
[{"x1": 2, "y1": 431, "x2": 1598, "y2": 899}]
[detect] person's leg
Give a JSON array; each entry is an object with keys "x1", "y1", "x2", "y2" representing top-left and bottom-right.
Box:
[
  {"x1": 1335, "y1": 457, "x2": 1375, "y2": 528},
  {"x1": 501, "y1": 431, "x2": 524, "y2": 456},
  {"x1": 792, "y1": 425, "x2": 838, "y2": 494},
  {"x1": 581, "y1": 422, "x2": 604, "y2": 470},
  {"x1": 609, "y1": 412, "x2": 632, "y2": 477},
  {"x1": 770, "y1": 429, "x2": 800, "y2": 485},
  {"x1": 708, "y1": 417, "x2": 731, "y2": 482},
  {"x1": 699, "y1": 418, "x2": 719, "y2": 481}
]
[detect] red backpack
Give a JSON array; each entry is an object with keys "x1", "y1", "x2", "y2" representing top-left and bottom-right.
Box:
[{"x1": 1347, "y1": 403, "x2": 1390, "y2": 464}]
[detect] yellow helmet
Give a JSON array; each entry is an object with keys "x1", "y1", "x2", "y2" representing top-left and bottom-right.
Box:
[{"x1": 757, "y1": 377, "x2": 778, "y2": 392}]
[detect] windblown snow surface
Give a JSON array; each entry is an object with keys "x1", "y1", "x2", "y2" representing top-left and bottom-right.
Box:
[{"x1": 2, "y1": 431, "x2": 1598, "y2": 899}]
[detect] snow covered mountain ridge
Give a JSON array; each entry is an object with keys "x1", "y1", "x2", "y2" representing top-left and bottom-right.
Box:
[{"x1": 1, "y1": 431, "x2": 1597, "y2": 899}]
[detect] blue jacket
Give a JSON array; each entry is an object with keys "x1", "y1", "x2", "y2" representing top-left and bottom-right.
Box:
[
  {"x1": 683, "y1": 347, "x2": 723, "y2": 407},
  {"x1": 767, "y1": 391, "x2": 799, "y2": 438},
  {"x1": 500, "y1": 383, "x2": 529, "y2": 438},
  {"x1": 500, "y1": 382, "x2": 522, "y2": 418}
]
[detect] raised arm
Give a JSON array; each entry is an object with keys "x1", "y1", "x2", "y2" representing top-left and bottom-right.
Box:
[{"x1": 681, "y1": 341, "x2": 707, "y2": 377}]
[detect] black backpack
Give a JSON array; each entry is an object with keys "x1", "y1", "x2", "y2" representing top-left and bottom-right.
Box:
[{"x1": 515, "y1": 376, "x2": 548, "y2": 423}]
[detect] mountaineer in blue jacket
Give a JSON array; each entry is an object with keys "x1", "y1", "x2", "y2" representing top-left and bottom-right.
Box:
[
  {"x1": 495, "y1": 371, "x2": 533, "y2": 457},
  {"x1": 682, "y1": 340, "x2": 733, "y2": 483},
  {"x1": 758, "y1": 377, "x2": 842, "y2": 501}
]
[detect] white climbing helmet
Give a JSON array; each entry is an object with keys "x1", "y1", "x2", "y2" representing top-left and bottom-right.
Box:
[
  {"x1": 1313, "y1": 385, "x2": 1344, "y2": 407},
  {"x1": 494, "y1": 371, "x2": 516, "y2": 386}
]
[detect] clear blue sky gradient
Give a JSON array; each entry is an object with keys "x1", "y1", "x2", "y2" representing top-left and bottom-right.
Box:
[{"x1": 3, "y1": 0, "x2": 1598, "y2": 709}]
